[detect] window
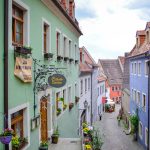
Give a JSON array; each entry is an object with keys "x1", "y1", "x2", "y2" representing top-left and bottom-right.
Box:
[
  {"x1": 112, "y1": 87, "x2": 114, "y2": 91},
  {"x1": 85, "y1": 79, "x2": 87, "y2": 92},
  {"x1": 132, "y1": 89, "x2": 134, "y2": 100},
  {"x1": 139, "y1": 122, "x2": 143, "y2": 139},
  {"x1": 11, "y1": 110, "x2": 24, "y2": 138},
  {"x1": 43, "y1": 23, "x2": 49, "y2": 54},
  {"x1": 12, "y1": 5, "x2": 24, "y2": 45},
  {"x1": 119, "y1": 97, "x2": 122, "y2": 101},
  {"x1": 63, "y1": 36, "x2": 67, "y2": 57},
  {"x1": 75, "y1": 44, "x2": 77, "y2": 60},
  {"x1": 98, "y1": 87, "x2": 99, "y2": 96},
  {"x1": 63, "y1": 89, "x2": 67, "y2": 104},
  {"x1": 80, "y1": 80, "x2": 83, "y2": 95},
  {"x1": 115, "y1": 86, "x2": 118, "y2": 91},
  {"x1": 137, "y1": 91, "x2": 140, "y2": 105},
  {"x1": 142, "y1": 94, "x2": 146, "y2": 111},
  {"x1": 134, "y1": 90, "x2": 136, "y2": 101},
  {"x1": 56, "y1": 92, "x2": 60, "y2": 109},
  {"x1": 56, "y1": 32, "x2": 60, "y2": 56},
  {"x1": 69, "y1": 40, "x2": 72, "y2": 58},
  {"x1": 131, "y1": 63, "x2": 134, "y2": 74},
  {"x1": 68, "y1": 87, "x2": 71, "y2": 103},
  {"x1": 138, "y1": 62, "x2": 141, "y2": 75},
  {"x1": 145, "y1": 128, "x2": 148, "y2": 146},
  {"x1": 145, "y1": 61, "x2": 149, "y2": 76},
  {"x1": 134, "y1": 62, "x2": 137, "y2": 74},
  {"x1": 88, "y1": 78, "x2": 90, "y2": 90},
  {"x1": 75, "y1": 83, "x2": 77, "y2": 97}
]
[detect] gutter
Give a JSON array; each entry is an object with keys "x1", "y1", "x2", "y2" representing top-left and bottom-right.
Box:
[
  {"x1": 51, "y1": 0, "x2": 83, "y2": 35},
  {"x1": 4, "y1": 0, "x2": 9, "y2": 149},
  {"x1": 90, "y1": 72, "x2": 92, "y2": 125}
]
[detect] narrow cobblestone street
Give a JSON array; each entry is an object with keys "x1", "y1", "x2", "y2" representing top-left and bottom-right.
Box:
[{"x1": 94, "y1": 104, "x2": 144, "y2": 150}]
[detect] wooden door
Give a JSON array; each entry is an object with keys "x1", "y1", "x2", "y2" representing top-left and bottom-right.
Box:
[{"x1": 40, "y1": 98, "x2": 48, "y2": 141}]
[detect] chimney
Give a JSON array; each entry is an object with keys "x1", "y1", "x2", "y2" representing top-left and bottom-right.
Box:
[{"x1": 136, "y1": 30, "x2": 146, "y2": 48}]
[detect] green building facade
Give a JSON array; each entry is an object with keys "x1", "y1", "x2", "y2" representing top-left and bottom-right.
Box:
[{"x1": 6, "y1": 0, "x2": 82, "y2": 149}]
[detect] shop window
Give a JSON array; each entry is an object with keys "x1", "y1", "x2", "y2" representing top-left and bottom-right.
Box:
[{"x1": 12, "y1": 5, "x2": 24, "y2": 45}]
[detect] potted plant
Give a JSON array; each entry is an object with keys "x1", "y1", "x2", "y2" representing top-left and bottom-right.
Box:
[
  {"x1": 51, "y1": 127, "x2": 59, "y2": 144},
  {"x1": 12, "y1": 135, "x2": 20, "y2": 150},
  {"x1": 64, "y1": 57, "x2": 69, "y2": 61},
  {"x1": 0, "y1": 128, "x2": 14, "y2": 144},
  {"x1": 84, "y1": 144, "x2": 92, "y2": 150},
  {"x1": 39, "y1": 141, "x2": 48, "y2": 150},
  {"x1": 75, "y1": 59, "x2": 79, "y2": 64},
  {"x1": 57, "y1": 55, "x2": 63, "y2": 61},
  {"x1": 44, "y1": 53, "x2": 53, "y2": 59},
  {"x1": 130, "y1": 114, "x2": 138, "y2": 141}
]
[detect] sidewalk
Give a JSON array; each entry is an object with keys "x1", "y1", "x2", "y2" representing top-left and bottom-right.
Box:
[{"x1": 49, "y1": 138, "x2": 82, "y2": 150}]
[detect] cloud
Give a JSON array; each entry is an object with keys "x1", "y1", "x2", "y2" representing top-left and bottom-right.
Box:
[
  {"x1": 76, "y1": 8, "x2": 97, "y2": 19},
  {"x1": 75, "y1": 0, "x2": 146, "y2": 61}
]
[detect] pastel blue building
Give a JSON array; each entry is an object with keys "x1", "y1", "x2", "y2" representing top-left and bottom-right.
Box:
[{"x1": 129, "y1": 28, "x2": 150, "y2": 149}]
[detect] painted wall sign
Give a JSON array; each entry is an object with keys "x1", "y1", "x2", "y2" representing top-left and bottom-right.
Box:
[
  {"x1": 48, "y1": 74, "x2": 66, "y2": 88},
  {"x1": 14, "y1": 57, "x2": 32, "y2": 82}
]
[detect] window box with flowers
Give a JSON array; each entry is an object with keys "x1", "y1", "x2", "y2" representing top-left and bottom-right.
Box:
[
  {"x1": 69, "y1": 102, "x2": 74, "y2": 111},
  {"x1": 44, "y1": 53, "x2": 53, "y2": 59},
  {"x1": 63, "y1": 104, "x2": 67, "y2": 110},
  {"x1": 57, "y1": 108, "x2": 62, "y2": 116},
  {"x1": 0, "y1": 128, "x2": 14, "y2": 144},
  {"x1": 75, "y1": 96, "x2": 79, "y2": 104},
  {"x1": 14, "y1": 46, "x2": 32, "y2": 55},
  {"x1": 75, "y1": 60, "x2": 79, "y2": 64},
  {"x1": 57, "y1": 55, "x2": 63, "y2": 61},
  {"x1": 12, "y1": 136, "x2": 28, "y2": 150},
  {"x1": 69, "y1": 58, "x2": 74, "y2": 63}
]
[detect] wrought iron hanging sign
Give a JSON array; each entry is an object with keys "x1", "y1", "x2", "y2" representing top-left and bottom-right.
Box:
[{"x1": 48, "y1": 74, "x2": 66, "y2": 88}]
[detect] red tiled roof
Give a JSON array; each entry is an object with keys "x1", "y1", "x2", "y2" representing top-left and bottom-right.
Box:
[
  {"x1": 118, "y1": 56, "x2": 125, "y2": 66},
  {"x1": 79, "y1": 63, "x2": 92, "y2": 73},
  {"x1": 97, "y1": 75, "x2": 106, "y2": 82}
]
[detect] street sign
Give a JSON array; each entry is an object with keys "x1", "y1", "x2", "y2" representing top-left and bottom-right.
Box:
[{"x1": 48, "y1": 74, "x2": 66, "y2": 88}]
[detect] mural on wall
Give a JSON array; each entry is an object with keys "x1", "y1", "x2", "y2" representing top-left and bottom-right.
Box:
[{"x1": 14, "y1": 57, "x2": 32, "y2": 82}]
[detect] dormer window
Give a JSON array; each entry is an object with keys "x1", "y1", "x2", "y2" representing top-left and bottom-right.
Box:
[{"x1": 69, "y1": 1, "x2": 75, "y2": 18}]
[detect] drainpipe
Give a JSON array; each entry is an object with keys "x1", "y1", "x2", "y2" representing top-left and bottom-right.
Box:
[
  {"x1": 148, "y1": 60, "x2": 150, "y2": 150},
  {"x1": 4, "y1": 0, "x2": 9, "y2": 150},
  {"x1": 90, "y1": 72, "x2": 93, "y2": 125}
]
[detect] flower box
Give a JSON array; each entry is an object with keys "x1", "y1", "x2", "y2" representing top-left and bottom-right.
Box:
[
  {"x1": 75, "y1": 60, "x2": 79, "y2": 64},
  {"x1": 64, "y1": 57, "x2": 69, "y2": 61},
  {"x1": 44, "y1": 53, "x2": 53, "y2": 59},
  {"x1": 69, "y1": 103, "x2": 74, "y2": 111},
  {"x1": 75, "y1": 96, "x2": 79, "y2": 104},
  {"x1": 69, "y1": 58, "x2": 74, "y2": 63},
  {"x1": 57, "y1": 56, "x2": 63, "y2": 61},
  {"x1": 15, "y1": 46, "x2": 32, "y2": 55}
]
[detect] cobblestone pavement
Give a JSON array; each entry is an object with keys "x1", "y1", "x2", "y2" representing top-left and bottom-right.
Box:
[
  {"x1": 49, "y1": 138, "x2": 82, "y2": 150},
  {"x1": 94, "y1": 104, "x2": 144, "y2": 150}
]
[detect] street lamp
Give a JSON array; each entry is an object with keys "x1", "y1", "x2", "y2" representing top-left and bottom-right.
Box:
[{"x1": 84, "y1": 100, "x2": 88, "y2": 109}]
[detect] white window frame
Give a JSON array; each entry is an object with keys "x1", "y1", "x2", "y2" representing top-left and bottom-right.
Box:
[
  {"x1": 8, "y1": 103, "x2": 30, "y2": 150},
  {"x1": 142, "y1": 93, "x2": 146, "y2": 111},
  {"x1": 138, "y1": 61, "x2": 141, "y2": 76},
  {"x1": 134, "y1": 62, "x2": 137, "y2": 75},
  {"x1": 42, "y1": 18, "x2": 51, "y2": 54},
  {"x1": 85, "y1": 78, "x2": 87, "y2": 93},
  {"x1": 88, "y1": 78, "x2": 90, "y2": 90},
  {"x1": 131, "y1": 62, "x2": 134, "y2": 74},
  {"x1": 11, "y1": 0, "x2": 30, "y2": 48},
  {"x1": 56, "y1": 28, "x2": 61, "y2": 56},
  {"x1": 68, "y1": 85, "x2": 72, "y2": 103},
  {"x1": 139, "y1": 121, "x2": 143, "y2": 139},
  {"x1": 63, "y1": 34, "x2": 68, "y2": 57},
  {"x1": 68, "y1": 39, "x2": 72, "y2": 58},
  {"x1": 137, "y1": 91, "x2": 140, "y2": 106},
  {"x1": 74, "y1": 43, "x2": 78, "y2": 60},
  {"x1": 80, "y1": 79, "x2": 83, "y2": 95},
  {"x1": 145, "y1": 127, "x2": 148, "y2": 146},
  {"x1": 145, "y1": 60, "x2": 149, "y2": 77}
]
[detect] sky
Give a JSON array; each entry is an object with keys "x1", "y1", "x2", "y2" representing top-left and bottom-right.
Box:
[{"x1": 75, "y1": 0, "x2": 150, "y2": 61}]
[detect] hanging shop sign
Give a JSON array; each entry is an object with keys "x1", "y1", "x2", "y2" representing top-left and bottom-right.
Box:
[
  {"x1": 48, "y1": 74, "x2": 66, "y2": 88},
  {"x1": 14, "y1": 57, "x2": 32, "y2": 82}
]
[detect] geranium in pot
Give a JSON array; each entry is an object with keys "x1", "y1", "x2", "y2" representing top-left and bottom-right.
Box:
[
  {"x1": 51, "y1": 127, "x2": 59, "y2": 144},
  {"x1": 39, "y1": 141, "x2": 48, "y2": 150}
]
